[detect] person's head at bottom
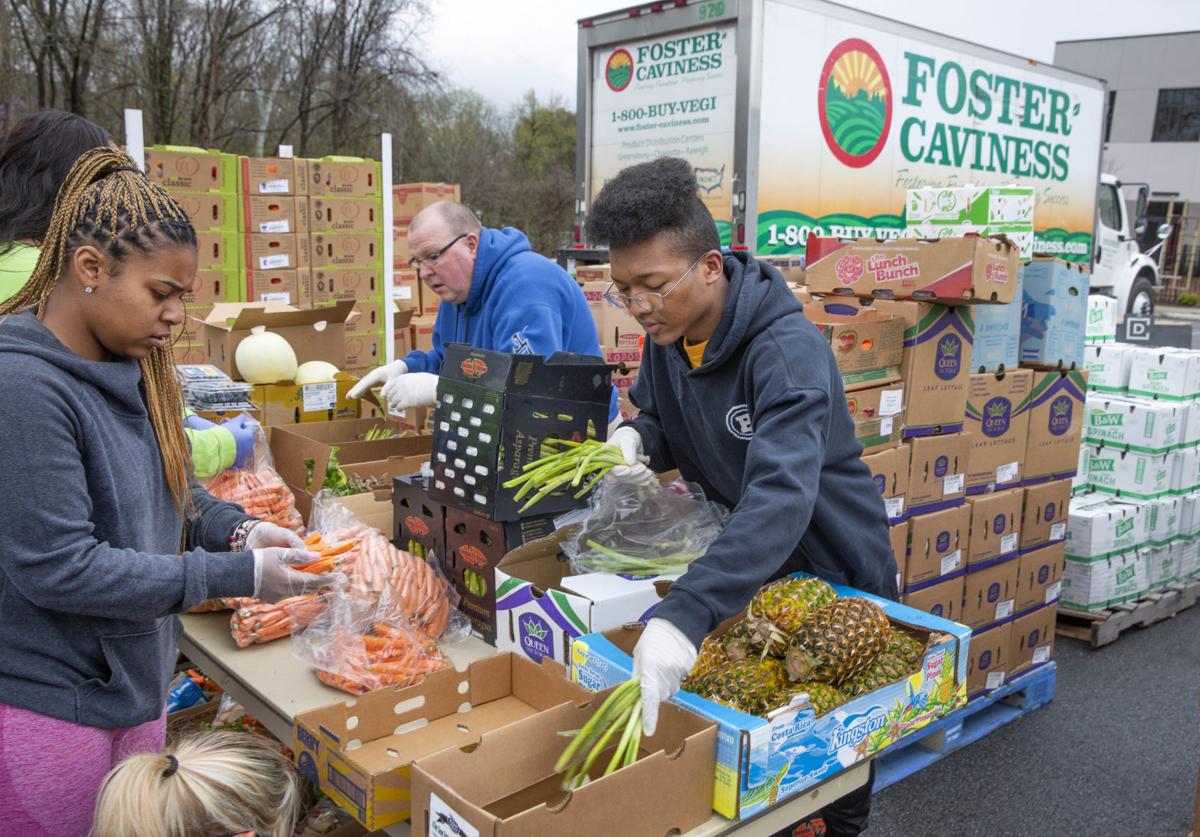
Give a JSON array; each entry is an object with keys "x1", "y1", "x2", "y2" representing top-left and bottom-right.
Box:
[
  {"x1": 588, "y1": 156, "x2": 727, "y2": 347},
  {"x1": 91, "y1": 731, "x2": 300, "y2": 837}
]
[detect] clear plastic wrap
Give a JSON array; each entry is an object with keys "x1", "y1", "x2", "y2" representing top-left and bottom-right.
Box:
[
  {"x1": 564, "y1": 477, "x2": 729, "y2": 576},
  {"x1": 204, "y1": 426, "x2": 305, "y2": 535}
]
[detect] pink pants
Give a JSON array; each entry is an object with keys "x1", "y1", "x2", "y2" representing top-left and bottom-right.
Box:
[{"x1": 0, "y1": 703, "x2": 166, "y2": 837}]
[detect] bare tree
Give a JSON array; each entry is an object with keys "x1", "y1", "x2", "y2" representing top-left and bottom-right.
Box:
[{"x1": 10, "y1": 0, "x2": 112, "y2": 116}]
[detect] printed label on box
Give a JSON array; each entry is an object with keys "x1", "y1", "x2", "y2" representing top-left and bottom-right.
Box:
[
  {"x1": 995, "y1": 599, "x2": 1014, "y2": 619},
  {"x1": 1045, "y1": 580, "x2": 1062, "y2": 603},
  {"x1": 997, "y1": 461, "x2": 1019, "y2": 483},
  {"x1": 261, "y1": 292, "x2": 290, "y2": 304},
  {"x1": 1001, "y1": 533, "x2": 1019, "y2": 555},
  {"x1": 394, "y1": 285, "x2": 414, "y2": 300},
  {"x1": 880, "y1": 389, "x2": 904, "y2": 416},
  {"x1": 881, "y1": 417, "x2": 894, "y2": 435},
  {"x1": 885, "y1": 497, "x2": 904, "y2": 519},
  {"x1": 986, "y1": 671, "x2": 1005, "y2": 690},
  {"x1": 429, "y1": 792, "x2": 479, "y2": 837},
  {"x1": 940, "y1": 551, "x2": 962, "y2": 575},
  {"x1": 260, "y1": 254, "x2": 289, "y2": 270},
  {"x1": 302, "y1": 382, "x2": 336, "y2": 412},
  {"x1": 1050, "y1": 523, "x2": 1066, "y2": 542},
  {"x1": 944, "y1": 474, "x2": 964, "y2": 495},
  {"x1": 260, "y1": 219, "x2": 290, "y2": 234},
  {"x1": 259, "y1": 178, "x2": 290, "y2": 194},
  {"x1": 1033, "y1": 646, "x2": 1051, "y2": 664}
]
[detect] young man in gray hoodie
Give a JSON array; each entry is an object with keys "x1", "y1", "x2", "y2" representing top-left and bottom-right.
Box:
[{"x1": 591, "y1": 157, "x2": 897, "y2": 836}]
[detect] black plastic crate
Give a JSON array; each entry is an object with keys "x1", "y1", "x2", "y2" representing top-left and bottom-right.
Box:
[{"x1": 391, "y1": 474, "x2": 446, "y2": 563}]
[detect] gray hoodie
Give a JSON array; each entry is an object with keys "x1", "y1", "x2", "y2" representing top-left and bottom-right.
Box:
[{"x1": 0, "y1": 312, "x2": 255, "y2": 728}]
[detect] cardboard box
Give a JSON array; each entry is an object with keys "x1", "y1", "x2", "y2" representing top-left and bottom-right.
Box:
[
  {"x1": 240, "y1": 156, "x2": 297, "y2": 196},
  {"x1": 890, "y1": 522, "x2": 908, "y2": 593},
  {"x1": 907, "y1": 432, "x2": 970, "y2": 515},
  {"x1": 174, "y1": 312, "x2": 210, "y2": 349},
  {"x1": 1146, "y1": 542, "x2": 1182, "y2": 588},
  {"x1": 344, "y1": 332, "x2": 384, "y2": 371},
  {"x1": 863, "y1": 444, "x2": 909, "y2": 524},
  {"x1": 570, "y1": 581, "x2": 970, "y2": 820},
  {"x1": 905, "y1": 504, "x2": 970, "y2": 587},
  {"x1": 494, "y1": 527, "x2": 674, "y2": 666},
  {"x1": 393, "y1": 225, "x2": 410, "y2": 267},
  {"x1": 1020, "y1": 258, "x2": 1090, "y2": 369},
  {"x1": 1024, "y1": 369, "x2": 1087, "y2": 483},
  {"x1": 392, "y1": 182, "x2": 460, "y2": 224},
  {"x1": 429, "y1": 346, "x2": 613, "y2": 522},
  {"x1": 1066, "y1": 493, "x2": 1146, "y2": 558},
  {"x1": 967, "y1": 487, "x2": 1023, "y2": 565},
  {"x1": 1083, "y1": 395, "x2": 1182, "y2": 455},
  {"x1": 1086, "y1": 294, "x2": 1118, "y2": 344},
  {"x1": 1062, "y1": 548, "x2": 1145, "y2": 610},
  {"x1": 310, "y1": 232, "x2": 381, "y2": 269},
  {"x1": 964, "y1": 369, "x2": 1033, "y2": 494},
  {"x1": 244, "y1": 233, "x2": 310, "y2": 271},
  {"x1": 198, "y1": 300, "x2": 355, "y2": 380},
  {"x1": 1084, "y1": 444, "x2": 1177, "y2": 500},
  {"x1": 906, "y1": 185, "x2": 1034, "y2": 227},
  {"x1": 804, "y1": 234, "x2": 1019, "y2": 304},
  {"x1": 968, "y1": 267, "x2": 1022, "y2": 372},
  {"x1": 146, "y1": 146, "x2": 238, "y2": 193},
  {"x1": 243, "y1": 196, "x2": 304, "y2": 235},
  {"x1": 245, "y1": 269, "x2": 307, "y2": 306},
  {"x1": 575, "y1": 264, "x2": 611, "y2": 284},
  {"x1": 172, "y1": 344, "x2": 208, "y2": 365},
  {"x1": 207, "y1": 376, "x2": 360, "y2": 431},
  {"x1": 1083, "y1": 343, "x2": 1136, "y2": 395},
  {"x1": 322, "y1": 299, "x2": 391, "y2": 336},
  {"x1": 846, "y1": 382, "x2": 905, "y2": 454},
  {"x1": 293, "y1": 654, "x2": 593, "y2": 831},
  {"x1": 175, "y1": 191, "x2": 239, "y2": 231},
  {"x1": 1015, "y1": 541, "x2": 1065, "y2": 612},
  {"x1": 1128, "y1": 348, "x2": 1200, "y2": 402},
  {"x1": 309, "y1": 197, "x2": 382, "y2": 234},
  {"x1": 392, "y1": 270, "x2": 420, "y2": 310},
  {"x1": 195, "y1": 231, "x2": 240, "y2": 271},
  {"x1": 444, "y1": 507, "x2": 558, "y2": 643},
  {"x1": 758, "y1": 253, "x2": 806, "y2": 284},
  {"x1": 334, "y1": 486, "x2": 396, "y2": 538},
  {"x1": 900, "y1": 574, "x2": 962, "y2": 620},
  {"x1": 1009, "y1": 603, "x2": 1056, "y2": 675},
  {"x1": 1021, "y1": 479, "x2": 1071, "y2": 550},
  {"x1": 803, "y1": 302, "x2": 904, "y2": 390},
  {"x1": 961, "y1": 557, "x2": 1019, "y2": 629},
  {"x1": 393, "y1": 474, "x2": 445, "y2": 561},
  {"x1": 594, "y1": 302, "x2": 642, "y2": 352},
  {"x1": 1183, "y1": 403, "x2": 1200, "y2": 448},
  {"x1": 306, "y1": 157, "x2": 381, "y2": 197},
  {"x1": 310, "y1": 267, "x2": 383, "y2": 305},
  {"x1": 412, "y1": 315, "x2": 437, "y2": 353},
  {"x1": 869, "y1": 300, "x2": 972, "y2": 437},
  {"x1": 419, "y1": 280, "x2": 443, "y2": 317},
  {"x1": 184, "y1": 269, "x2": 239, "y2": 307},
  {"x1": 410, "y1": 695, "x2": 715, "y2": 837},
  {"x1": 966, "y1": 621, "x2": 1011, "y2": 696}
]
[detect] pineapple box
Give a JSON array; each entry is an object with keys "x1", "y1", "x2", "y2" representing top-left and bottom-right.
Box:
[
  {"x1": 1083, "y1": 343, "x2": 1136, "y2": 395},
  {"x1": 569, "y1": 578, "x2": 971, "y2": 820}
]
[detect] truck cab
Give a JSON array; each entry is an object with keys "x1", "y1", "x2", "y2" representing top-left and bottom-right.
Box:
[{"x1": 1092, "y1": 173, "x2": 1162, "y2": 317}]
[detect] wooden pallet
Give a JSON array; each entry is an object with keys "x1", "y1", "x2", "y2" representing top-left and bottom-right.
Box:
[{"x1": 1056, "y1": 580, "x2": 1200, "y2": 648}]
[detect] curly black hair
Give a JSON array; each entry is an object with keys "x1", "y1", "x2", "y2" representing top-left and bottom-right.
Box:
[{"x1": 588, "y1": 156, "x2": 720, "y2": 259}]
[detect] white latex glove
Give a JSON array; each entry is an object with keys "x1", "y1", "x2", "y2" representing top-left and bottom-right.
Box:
[
  {"x1": 244, "y1": 521, "x2": 305, "y2": 551},
  {"x1": 633, "y1": 617, "x2": 697, "y2": 737},
  {"x1": 381, "y1": 372, "x2": 440, "y2": 413},
  {"x1": 607, "y1": 426, "x2": 655, "y2": 485},
  {"x1": 253, "y1": 547, "x2": 337, "y2": 603},
  {"x1": 347, "y1": 359, "x2": 408, "y2": 400}
]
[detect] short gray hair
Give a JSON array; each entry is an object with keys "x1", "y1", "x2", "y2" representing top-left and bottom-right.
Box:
[{"x1": 411, "y1": 200, "x2": 481, "y2": 237}]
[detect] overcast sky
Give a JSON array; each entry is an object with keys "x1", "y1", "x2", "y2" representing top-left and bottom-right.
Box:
[{"x1": 422, "y1": 0, "x2": 1200, "y2": 111}]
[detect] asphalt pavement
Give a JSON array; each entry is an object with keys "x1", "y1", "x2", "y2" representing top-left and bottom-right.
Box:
[{"x1": 870, "y1": 602, "x2": 1200, "y2": 836}]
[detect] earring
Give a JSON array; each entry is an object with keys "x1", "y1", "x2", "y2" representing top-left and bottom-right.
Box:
[{"x1": 84, "y1": 287, "x2": 94, "y2": 294}]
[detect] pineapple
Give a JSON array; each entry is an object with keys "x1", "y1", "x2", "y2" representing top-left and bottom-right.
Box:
[
  {"x1": 719, "y1": 620, "x2": 755, "y2": 662},
  {"x1": 839, "y1": 629, "x2": 927, "y2": 697},
  {"x1": 682, "y1": 633, "x2": 731, "y2": 690},
  {"x1": 785, "y1": 598, "x2": 890, "y2": 684},
  {"x1": 745, "y1": 577, "x2": 837, "y2": 658},
  {"x1": 690, "y1": 658, "x2": 791, "y2": 717},
  {"x1": 889, "y1": 629, "x2": 927, "y2": 667},
  {"x1": 793, "y1": 681, "x2": 848, "y2": 716}
]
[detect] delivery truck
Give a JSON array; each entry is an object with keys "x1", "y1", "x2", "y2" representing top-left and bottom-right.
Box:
[{"x1": 573, "y1": 0, "x2": 1167, "y2": 314}]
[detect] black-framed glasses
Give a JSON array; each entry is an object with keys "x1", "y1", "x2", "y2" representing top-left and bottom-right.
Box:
[
  {"x1": 408, "y1": 233, "x2": 467, "y2": 272},
  {"x1": 604, "y1": 251, "x2": 711, "y2": 314}
]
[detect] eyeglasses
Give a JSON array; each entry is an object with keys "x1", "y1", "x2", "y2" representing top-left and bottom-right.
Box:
[
  {"x1": 604, "y1": 252, "x2": 710, "y2": 314},
  {"x1": 408, "y1": 233, "x2": 467, "y2": 272}
]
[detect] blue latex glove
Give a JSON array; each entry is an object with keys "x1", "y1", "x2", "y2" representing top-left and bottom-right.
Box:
[
  {"x1": 220, "y1": 414, "x2": 260, "y2": 469},
  {"x1": 183, "y1": 413, "x2": 217, "y2": 431}
]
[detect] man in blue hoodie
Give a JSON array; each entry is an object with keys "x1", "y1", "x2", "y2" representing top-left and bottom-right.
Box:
[
  {"x1": 590, "y1": 158, "x2": 897, "y2": 837},
  {"x1": 349, "y1": 201, "x2": 617, "y2": 421}
]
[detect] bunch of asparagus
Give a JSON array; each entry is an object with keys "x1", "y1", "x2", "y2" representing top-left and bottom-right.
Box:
[
  {"x1": 555, "y1": 677, "x2": 643, "y2": 790},
  {"x1": 503, "y1": 438, "x2": 625, "y2": 513}
]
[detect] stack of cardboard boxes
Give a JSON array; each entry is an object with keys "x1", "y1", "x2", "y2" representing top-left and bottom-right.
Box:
[
  {"x1": 391, "y1": 182, "x2": 460, "y2": 360},
  {"x1": 804, "y1": 230, "x2": 1083, "y2": 696},
  {"x1": 574, "y1": 263, "x2": 643, "y2": 419}
]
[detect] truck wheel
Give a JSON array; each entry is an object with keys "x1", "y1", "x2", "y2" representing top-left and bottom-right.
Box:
[{"x1": 1127, "y1": 275, "x2": 1155, "y2": 317}]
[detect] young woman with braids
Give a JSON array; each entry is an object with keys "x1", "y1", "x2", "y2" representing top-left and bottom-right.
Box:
[{"x1": 0, "y1": 148, "x2": 336, "y2": 836}]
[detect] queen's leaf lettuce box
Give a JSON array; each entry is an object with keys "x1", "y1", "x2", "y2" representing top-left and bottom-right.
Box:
[{"x1": 568, "y1": 577, "x2": 971, "y2": 820}]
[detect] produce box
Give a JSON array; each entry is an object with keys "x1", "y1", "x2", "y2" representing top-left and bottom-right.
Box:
[
  {"x1": 870, "y1": 300, "x2": 972, "y2": 437},
  {"x1": 392, "y1": 270, "x2": 420, "y2": 310},
  {"x1": 1067, "y1": 493, "x2": 1146, "y2": 558},
  {"x1": 245, "y1": 269, "x2": 307, "y2": 306},
  {"x1": 175, "y1": 191, "x2": 240, "y2": 232},
  {"x1": 905, "y1": 185, "x2": 1034, "y2": 228},
  {"x1": 569, "y1": 580, "x2": 971, "y2": 820},
  {"x1": 145, "y1": 145, "x2": 239, "y2": 193},
  {"x1": 197, "y1": 300, "x2": 356, "y2": 380},
  {"x1": 846, "y1": 382, "x2": 905, "y2": 453},
  {"x1": 1083, "y1": 444, "x2": 1177, "y2": 500},
  {"x1": 1019, "y1": 258, "x2": 1090, "y2": 370},
  {"x1": 320, "y1": 298, "x2": 392, "y2": 336},
  {"x1": 890, "y1": 523, "x2": 908, "y2": 592},
  {"x1": 392, "y1": 474, "x2": 445, "y2": 561},
  {"x1": 1009, "y1": 604, "x2": 1057, "y2": 676},
  {"x1": 184, "y1": 269, "x2": 240, "y2": 308},
  {"x1": 308, "y1": 197, "x2": 382, "y2": 234},
  {"x1": 1184, "y1": 403, "x2": 1200, "y2": 448},
  {"x1": 195, "y1": 231, "x2": 241, "y2": 272},
  {"x1": 905, "y1": 505, "x2": 969, "y2": 587},
  {"x1": 336, "y1": 486, "x2": 396, "y2": 537},
  {"x1": 310, "y1": 267, "x2": 385, "y2": 305},
  {"x1": 494, "y1": 526, "x2": 672, "y2": 667},
  {"x1": 428, "y1": 345, "x2": 612, "y2": 522},
  {"x1": 240, "y1": 156, "x2": 298, "y2": 196},
  {"x1": 1177, "y1": 447, "x2": 1200, "y2": 495},
  {"x1": 862, "y1": 444, "x2": 909, "y2": 524},
  {"x1": 901, "y1": 574, "x2": 963, "y2": 621},
  {"x1": 1083, "y1": 395, "x2": 1183, "y2": 454},
  {"x1": 1128, "y1": 348, "x2": 1200, "y2": 402},
  {"x1": 392, "y1": 182, "x2": 460, "y2": 225},
  {"x1": 961, "y1": 557, "x2": 1019, "y2": 630},
  {"x1": 244, "y1": 232, "x2": 310, "y2": 272},
  {"x1": 965, "y1": 621, "x2": 1011, "y2": 697},
  {"x1": 444, "y1": 507, "x2": 559, "y2": 644},
  {"x1": 907, "y1": 432, "x2": 970, "y2": 515},
  {"x1": 393, "y1": 225, "x2": 410, "y2": 267},
  {"x1": 966, "y1": 488, "x2": 1023, "y2": 566},
  {"x1": 1062, "y1": 549, "x2": 1146, "y2": 610},
  {"x1": 967, "y1": 266, "x2": 1022, "y2": 372},
  {"x1": 1015, "y1": 541, "x2": 1065, "y2": 612},
  {"x1": 575, "y1": 263, "x2": 611, "y2": 284},
  {"x1": 593, "y1": 301, "x2": 642, "y2": 353},
  {"x1": 292, "y1": 654, "x2": 592, "y2": 831},
  {"x1": 802, "y1": 301, "x2": 904, "y2": 390},
  {"x1": 172, "y1": 344, "x2": 207, "y2": 365},
  {"x1": 310, "y1": 232, "x2": 383, "y2": 270},
  {"x1": 804, "y1": 234, "x2": 1018, "y2": 304},
  {"x1": 305, "y1": 156, "x2": 382, "y2": 197},
  {"x1": 343, "y1": 332, "x2": 385, "y2": 373},
  {"x1": 1147, "y1": 543, "x2": 1183, "y2": 588},
  {"x1": 758, "y1": 253, "x2": 805, "y2": 284},
  {"x1": 964, "y1": 370, "x2": 1033, "y2": 494},
  {"x1": 1024, "y1": 370, "x2": 1087, "y2": 483},
  {"x1": 1083, "y1": 343, "x2": 1136, "y2": 395},
  {"x1": 243, "y1": 196, "x2": 306, "y2": 236},
  {"x1": 1086, "y1": 294, "x2": 1118, "y2": 344},
  {"x1": 1021, "y1": 479, "x2": 1071, "y2": 550},
  {"x1": 410, "y1": 695, "x2": 715, "y2": 837}
]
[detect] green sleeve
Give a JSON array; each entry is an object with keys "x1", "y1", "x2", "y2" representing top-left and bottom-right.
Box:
[
  {"x1": 186, "y1": 426, "x2": 238, "y2": 479},
  {"x1": 0, "y1": 244, "x2": 40, "y2": 304}
]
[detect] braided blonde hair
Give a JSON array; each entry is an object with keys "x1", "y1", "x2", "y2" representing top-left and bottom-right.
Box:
[{"x1": 0, "y1": 147, "x2": 197, "y2": 514}]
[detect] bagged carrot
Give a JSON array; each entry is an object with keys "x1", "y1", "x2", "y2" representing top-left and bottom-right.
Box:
[{"x1": 204, "y1": 426, "x2": 304, "y2": 535}]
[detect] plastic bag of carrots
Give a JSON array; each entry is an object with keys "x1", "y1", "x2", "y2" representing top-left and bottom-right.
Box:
[{"x1": 204, "y1": 426, "x2": 304, "y2": 535}]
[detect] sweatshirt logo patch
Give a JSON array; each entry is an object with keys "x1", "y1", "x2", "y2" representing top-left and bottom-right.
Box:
[
  {"x1": 511, "y1": 327, "x2": 533, "y2": 355},
  {"x1": 726, "y1": 405, "x2": 754, "y2": 439}
]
